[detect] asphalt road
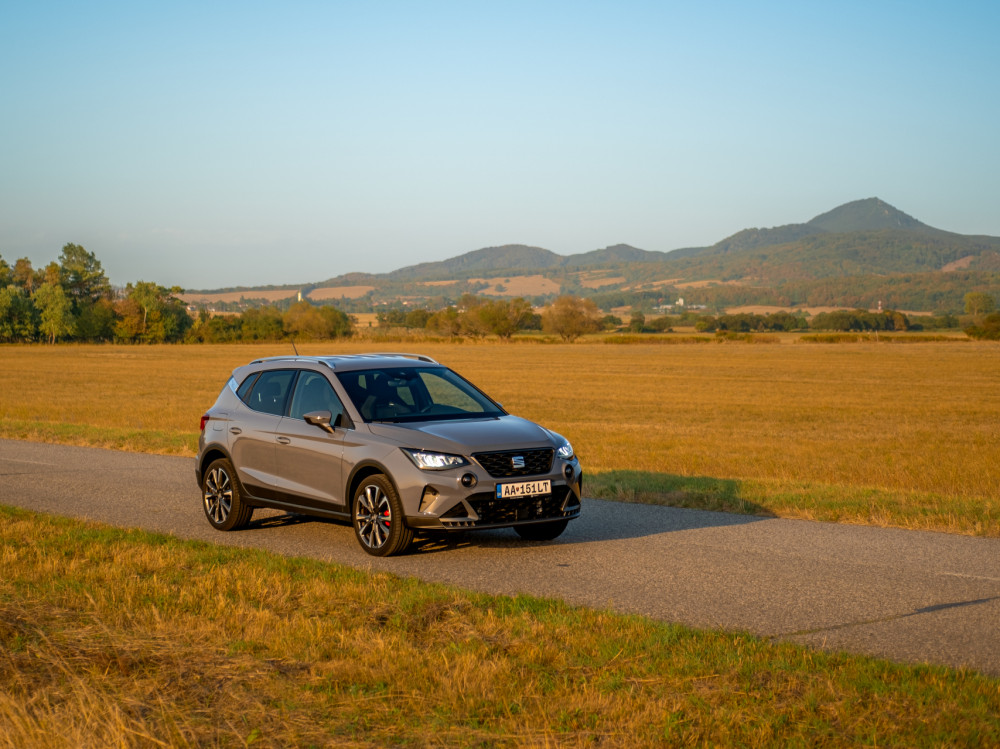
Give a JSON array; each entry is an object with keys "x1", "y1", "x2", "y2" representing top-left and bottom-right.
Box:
[{"x1": 3, "y1": 438, "x2": 998, "y2": 676}]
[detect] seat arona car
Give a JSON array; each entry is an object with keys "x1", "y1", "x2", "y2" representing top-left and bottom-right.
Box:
[{"x1": 196, "y1": 353, "x2": 582, "y2": 555}]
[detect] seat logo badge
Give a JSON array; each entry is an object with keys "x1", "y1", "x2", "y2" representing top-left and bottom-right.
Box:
[{"x1": 512, "y1": 456, "x2": 525, "y2": 469}]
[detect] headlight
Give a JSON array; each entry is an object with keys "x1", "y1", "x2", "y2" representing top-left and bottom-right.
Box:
[
  {"x1": 556, "y1": 442, "x2": 575, "y2": 460},
  {"x1": 402, "y1": 448, "x2": 469, "y2": 470}
]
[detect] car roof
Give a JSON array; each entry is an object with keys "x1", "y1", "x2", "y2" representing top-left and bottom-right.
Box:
[{"x1": 234, "y1": 353, "x2": 441, "y2": 379}]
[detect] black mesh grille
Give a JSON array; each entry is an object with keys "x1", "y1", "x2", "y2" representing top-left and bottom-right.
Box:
[
  {"x1": 473, "y1": 448, "x2": 553, "y2": 478},
  {"x1": 467, "y1": 486, "x2": 574, "y2": 525}
]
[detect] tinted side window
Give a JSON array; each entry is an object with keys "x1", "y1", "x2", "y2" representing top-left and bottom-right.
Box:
[
  {"x1": 236, "y1": 373, "x2": 260, "y2": 403},
  {"x1": 288, "y1": 372, "x2": 346, "y2": 422},
  {"x1": 245, "y1": 370, "x2": 295, "y2": 416}
]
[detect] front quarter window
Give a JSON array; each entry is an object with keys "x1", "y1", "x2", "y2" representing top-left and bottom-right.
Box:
[{"x1": 288, "y1": 371, "x2": 346, "y2": 423}]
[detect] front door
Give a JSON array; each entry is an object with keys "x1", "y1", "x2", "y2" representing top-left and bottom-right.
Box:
[{"x1": 274, "y1": 370, "x2": 348, "y2": 508}]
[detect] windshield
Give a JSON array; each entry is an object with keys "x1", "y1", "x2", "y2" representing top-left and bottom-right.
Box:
[{"x1": 336, "y1": 367, "x2": 505, "y2": 423}]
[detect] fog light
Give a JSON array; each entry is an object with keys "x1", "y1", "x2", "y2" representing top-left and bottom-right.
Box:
[
  {"x1": 563, "y1": 464, "x2": 574, "y2": 481},
  {"x1": 419, "y1": 486, "x2": 438, "y2": 513},
  {"x1": 460, "y1": 473, "x2": 478, "y2": 489}
]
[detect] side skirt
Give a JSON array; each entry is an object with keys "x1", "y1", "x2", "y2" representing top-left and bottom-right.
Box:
[{"x1": 241, "y1": 483, "x2": 352, "y2": 523}]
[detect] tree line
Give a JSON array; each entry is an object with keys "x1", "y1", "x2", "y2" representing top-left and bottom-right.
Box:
[
  {"x1": 0, "y1": 245, "x2": 353, "y2": 343},
  {"x1": 0, "y1": 245, "x2": 192, "y2": 343},
  {"x1": 4, "y1": 244, "x2": 994, "y2": 345},
  {"x1": 375, "y1": 294, "x2": 608, "y2": 342}
]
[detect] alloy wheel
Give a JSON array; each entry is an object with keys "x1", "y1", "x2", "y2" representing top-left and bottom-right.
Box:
[
  {"x1": 204, "y1": 466, "x2": 233, "y2": 525},
  {"x1": 356, "y1": 483, "x2": 392, "y2": 550}
]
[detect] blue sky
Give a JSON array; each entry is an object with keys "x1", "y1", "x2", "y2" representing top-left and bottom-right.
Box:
[{"x1": 2, "y1": 1, "x2": 998, "y2": 289}]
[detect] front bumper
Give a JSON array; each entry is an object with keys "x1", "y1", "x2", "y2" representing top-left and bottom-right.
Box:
[{"x1": 402, "y1": 459, "x2": 583, "y2": 531}]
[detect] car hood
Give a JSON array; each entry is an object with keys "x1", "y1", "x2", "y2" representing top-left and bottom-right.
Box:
[{"x1": 366, "y1": 415, "x2": 555, "y2": 454}]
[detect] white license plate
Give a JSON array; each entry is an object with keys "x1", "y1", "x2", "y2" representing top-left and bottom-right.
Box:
[{"x1": 496, "y1": 479, "x2": 551, "y2": 499}]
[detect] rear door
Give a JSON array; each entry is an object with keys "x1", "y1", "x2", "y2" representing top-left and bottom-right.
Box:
[{"x1": 230, "y1": 369, "x2": 296, "y2": 496}]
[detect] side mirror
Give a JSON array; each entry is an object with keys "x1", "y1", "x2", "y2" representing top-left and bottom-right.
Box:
[{"x1": 303, "y1": 410, "x2": 335, "y2": 434}]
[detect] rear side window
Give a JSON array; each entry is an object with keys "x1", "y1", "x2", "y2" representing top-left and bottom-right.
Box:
[
  {"x1": 236, "y1": 373, "x2": 259, "y2": 402},
  {"x1": 245, "y1": 370, "x2": 295, "y2": 416}
]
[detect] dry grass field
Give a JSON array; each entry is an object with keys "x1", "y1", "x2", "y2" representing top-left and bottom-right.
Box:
[
  {"x1": 307, "y1": 285, "x2": 376, "y2": 300},
  {"x1": 1, "y1": 340, "x2": 997, "y2": 535},
  {"x1": 3, "y1": 505, "x2": 998, "y2": 748},
  {"x1": 178, "y1": 290, "x2": 299, "y2": 304},
  {"x1": 468, "y1": 274, "x2": 562, "y2": 296}
]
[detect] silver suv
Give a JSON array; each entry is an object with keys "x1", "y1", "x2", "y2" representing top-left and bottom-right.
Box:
[{"x1": 196, "y1": 353, "x2": 582, "y2": 555}]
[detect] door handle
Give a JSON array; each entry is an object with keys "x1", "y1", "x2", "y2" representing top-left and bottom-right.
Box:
[
  {"x1": 229, "y1": 427, "x2": 242, "y2": 435},
  {"x1": 276, "y1": 436, "x2": 291, "y2": 444}
]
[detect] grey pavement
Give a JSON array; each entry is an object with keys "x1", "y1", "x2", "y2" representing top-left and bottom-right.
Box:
[{"x1": 2, "y1": 438, "x2": 998, "y2": 676}]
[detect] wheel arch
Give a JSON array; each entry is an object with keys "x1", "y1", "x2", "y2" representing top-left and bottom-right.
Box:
[
  {"x1": 346, "y1": 460, "x2": 400, "y2": 507},
  {"x1": 197, "y1": 445, "x2": 234, "y2": 486}
]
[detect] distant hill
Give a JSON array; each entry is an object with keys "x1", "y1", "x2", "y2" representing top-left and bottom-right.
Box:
[
  {"x1": 563, "y1": 244, "x2": 671, "y2": 267},
  {"x1": 187, "y1": 197, "x2": 1000, "y2": 313},
  {"x1": 388, "y1": 245, "x2": 562, "y2": 280},
  {"x1": 697, "y1": 198, "x2": 939, "y2": 259},
  {"x1": 705, "y1": 224, "x2": 822, "y2": 256},
  {"x1": 806, "y1": 197, "x2": 931, "y2": 233}
]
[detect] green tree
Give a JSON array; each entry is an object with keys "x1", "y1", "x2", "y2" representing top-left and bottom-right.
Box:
[
  {"x1": 541, "y1": 296, "x2": 600, "y2": 341},
  {"x1": 648, "y1": 316, "x2": 675, "y2": 332},
  {"x1": 694, "y1": 315, "x2": 718, "y2": 332},
  {"x1": 283, "y1": 301, "x2": 352, "y2": 340},
  {"x1": 628, "y1": 310, "x2": 646, "y2": 333},
  {"x1": 42, "y1": 261, "x2": 63, "y2": 288},
  {"x1": 965, "y1": 312, "x2": 1000, "y2": 340},
  {"x1": 33, "y1": 282, "x2": 74, "y2": 343},
  {"x1": 0, "y1": 286, "x2": 37, "y2": 341},
  {"x1": 376, "y1": 308, "x2": 406, "y2": 327},
  {"x1": 12, "y1": 258, "x2": 37, "y2": 293},
  {"x1": 404, "y1": 308, "x2": 432, "y2": 329},
  {"x1": 59, "y1": 243, "x2": 111, "y2": 311},
  {"x1": 426, "y1": 307, "x2": 461, "y2": 336},
  {"x1": 241, "y1": 306, "x2": 285, "y2": 340},
  {"x1": 765, "y1": 311, "x2": 806, "y2": 331},
  {"x1": 74, "y1": 297, "x2": 117, "y2": 340},
  {"x1": 600, "y1": 314, "x2": 623, "y2": 331},
  {"x1": 0, "y1": 255, "x2": 11, "y2": 287},
  {"x1": 472, "y1": 298, "x2": 533, "y2": 340},
  {"x1": 115, "y1": 282, "x2": 192, "y2": 342},
  {"x1": 114, "y1": 296, "x2": 145, "y2": 341},
  {"x1": 964, "y1": 292, "x2": 996, "y2": 317}
]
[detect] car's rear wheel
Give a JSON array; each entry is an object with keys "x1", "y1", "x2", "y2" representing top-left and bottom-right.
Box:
[
  {"x1": 514, "y1": 519, "x2": 569, "y2": 542},
  {"x1": 352, "y1": 474, "x2": 414, "y2": 556},
  {"x1": 202, "y1": 458, "x2": 254, "y2": 531}
]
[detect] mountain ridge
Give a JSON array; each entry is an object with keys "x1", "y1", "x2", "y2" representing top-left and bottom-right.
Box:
[{"x1": 189, "y1": 198, "x2": 1000, "y2": 312}]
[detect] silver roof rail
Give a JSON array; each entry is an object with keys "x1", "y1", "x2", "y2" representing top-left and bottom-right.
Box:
[
  {"x1": 367, "y1": 352, "x2": 439, "y2": 364},
  {"x1": 246, "y1": 353, "x2": 438, "y2": 369},
  {"x1": 248, "y1": 355, "x2": 323, "y2": 365}
]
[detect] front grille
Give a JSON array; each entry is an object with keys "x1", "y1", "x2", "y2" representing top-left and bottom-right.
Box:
[
  {"x1": 473, "y1": 448, "x2": 554, "y2": 478},
  {"x1": 466, "y1": 486, "x2": 576, "y2": 526}
]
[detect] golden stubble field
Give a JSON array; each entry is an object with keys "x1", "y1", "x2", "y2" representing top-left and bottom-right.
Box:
[{"x1": 2, "y1": 340, "x2": 998, "y2": 534}]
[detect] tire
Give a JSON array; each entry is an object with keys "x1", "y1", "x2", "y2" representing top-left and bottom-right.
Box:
[
  {"x1": 352, "y1": 474, "x2": 414, "y2": 557},
  {"x1": 514, "y1": 519, "x2": 569, "y2": 542},
  {"x1": 202, "y1": 458, "x2": 254, "y2": 531}
]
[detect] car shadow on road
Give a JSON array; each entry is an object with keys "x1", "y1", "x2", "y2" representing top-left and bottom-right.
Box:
[
  {"x1": 413, "y1": 474, "x2": 778, "y2": 554},
  {"x1": 586, "y1": 470, "x2": 775, "y2": 517}
]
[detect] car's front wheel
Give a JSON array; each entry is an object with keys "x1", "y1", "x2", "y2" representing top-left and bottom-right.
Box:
[
  {"x1": 352, "y1": 474, "x2": 414, "y2": 556},
  {"x1": 202, "y1": 458, "x2": 254, "y2": 531},
  {"x1": 514, "y1": 519, "x2": 569, "y2": 542}
]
